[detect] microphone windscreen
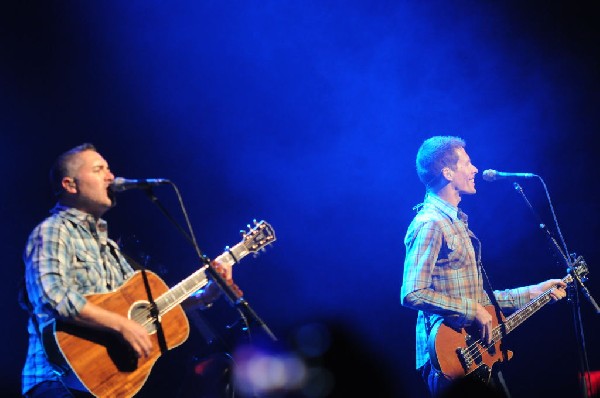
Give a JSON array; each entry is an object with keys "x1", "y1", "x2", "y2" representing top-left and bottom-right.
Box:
[{"x1": 482, "y1": 169, "x2": 497, "y2": 182}]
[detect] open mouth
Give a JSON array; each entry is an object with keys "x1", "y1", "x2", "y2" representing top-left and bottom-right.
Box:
[{"x1": 107, "y1": 187, "x2": 117, "y2": 206}]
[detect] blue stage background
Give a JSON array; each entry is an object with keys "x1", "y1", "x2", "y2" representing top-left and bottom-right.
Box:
[{"x1": 1, "y1": 2, "x2": 599, "y2": 397}]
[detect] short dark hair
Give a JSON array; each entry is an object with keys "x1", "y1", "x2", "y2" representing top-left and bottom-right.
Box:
[
  {"x1": 49, "y1": 143, "x2": 97, "y2": 196},
  {"x1": 416, "y1": 136, "x2": 465, "y2": 189}
]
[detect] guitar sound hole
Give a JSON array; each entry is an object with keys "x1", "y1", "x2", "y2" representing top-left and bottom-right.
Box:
[{"x1": 130, "y1": 301, "x2": 160, "y2": 334}]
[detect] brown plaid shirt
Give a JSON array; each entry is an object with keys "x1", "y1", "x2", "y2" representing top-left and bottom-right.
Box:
[{"x1": 401, "y1": 193, "x2": 530, "y2": 369}]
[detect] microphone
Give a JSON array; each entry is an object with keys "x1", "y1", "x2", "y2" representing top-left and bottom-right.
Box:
[
  {"x1": 482, "y1": 169, "x2": 537, "y2": 182},
  {"x1": 110, "y1": 177, "x2": 170, "y2": 192}
]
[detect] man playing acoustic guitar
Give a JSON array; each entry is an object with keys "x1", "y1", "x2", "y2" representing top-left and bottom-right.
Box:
[
  {"x1": 401, "y1": 136, "x2": 567, "y2": 397},
  {"x1": 20, "y1": 143, "x2": 234, "y2": 397}
]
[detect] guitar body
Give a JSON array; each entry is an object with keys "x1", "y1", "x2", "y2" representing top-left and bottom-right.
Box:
[
  {"x1": 428, "y1": 305, "x2": 513, "y2": 383},
  {"x1": 40, "y1": 220, "x2": 276, "y2": 398},
  {"x1": 44, "y1": 270, "x2": 190, "y2": 398}
]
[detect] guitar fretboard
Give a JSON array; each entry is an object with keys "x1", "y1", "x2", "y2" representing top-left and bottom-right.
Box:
[
  {"x1": 493, "y1": 274, "x2": 571, "y2": 340},
  {"x1": 154, "y1": 241, "x2": 248, "y2": 315}
]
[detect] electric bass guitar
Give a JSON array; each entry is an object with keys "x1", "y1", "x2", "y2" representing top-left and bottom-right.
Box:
[
  {"x1": 429, "y1": 258, "x2": 587, "y2": 383},
  {"x1": 42, "y1": 220, "x2": 275, "y2": 398}
]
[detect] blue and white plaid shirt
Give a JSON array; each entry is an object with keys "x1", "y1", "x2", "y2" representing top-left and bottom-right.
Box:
[{"x1": 21, "y1": 204, "x2": 135, "y2": 395}]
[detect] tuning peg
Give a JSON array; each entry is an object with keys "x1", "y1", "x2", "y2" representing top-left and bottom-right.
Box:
[
  {"x1": 239, "y1": 230, "x2": 246, "y2": 237},
  {"x1": 253, "y1": 219, "x2": 258, "y2": 225}
]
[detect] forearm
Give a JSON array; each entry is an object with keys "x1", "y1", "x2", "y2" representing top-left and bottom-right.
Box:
[
  {"x1": 182, "y1": 280, "x2": 222, "y2": 311},
  {"x1": 71, "y1": 301, "x2": 131, "y2": 334},
  {"x1": 74, "y1": 299, "x2": 153, "y2": 358},
  {"x1": 402, "y1": 288, "x2": 477, "y2": 327},
  {"x1": 493, "y1": 286, "x2": 532, "y2": 313}
]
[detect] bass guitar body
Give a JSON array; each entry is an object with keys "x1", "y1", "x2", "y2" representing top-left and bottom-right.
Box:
[{"x1": 428, "y1": 305, "x2": 513, "y2": 383}]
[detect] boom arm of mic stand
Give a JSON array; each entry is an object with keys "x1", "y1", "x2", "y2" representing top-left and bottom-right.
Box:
[
  {"x1": 514, "y1": 183, "x2": 600, "y2": 313},
  {"x1": 513, "y1": 183, "x2": 569, "y2": 264},
  {"x1": 513, "y1": 182, "x2": 595, "y2": 398},
  {"x1": 203, "y1": 261, "x2": 278, "y2": 341},
  {"x1": 578, "y1": 282, "x2": 600, "y2": 314},
  {"x1": 143, "y1": 187, "x2": 196, "y2": 247},
  {"x1": 142, "y1": 186, "x2": 278, "y2": 342},
  {"x1": 569, "y1": 256, "x2": 600, "y2": 314}
]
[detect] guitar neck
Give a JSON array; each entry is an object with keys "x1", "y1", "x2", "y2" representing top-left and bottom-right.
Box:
[
  {"x1": 154, "y1": 242, "x2": 248, "y2": 315},
  {"x1": 493, "y1": 274, "x2": 571, "y2": 340}
]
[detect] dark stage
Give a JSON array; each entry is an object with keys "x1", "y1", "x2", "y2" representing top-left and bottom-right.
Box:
[{"x1": 1, "y1": 1, "x2": 599, "y2": 397}]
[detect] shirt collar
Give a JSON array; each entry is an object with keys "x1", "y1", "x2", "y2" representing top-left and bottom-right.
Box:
[
  {"x1": 423, "y1": 192, "x2": 468, "y2": 223},
  {"x1": 50, "y1": 204, "x2": 108, "y2": 231}
]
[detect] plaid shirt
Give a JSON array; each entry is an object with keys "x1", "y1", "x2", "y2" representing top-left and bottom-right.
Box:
[
  {"x1": 401, "y1": 193, "x2": 531, "y2": 369},
  {"x1": 21, "y1": 204, "x2": 135, "y2": 394}
]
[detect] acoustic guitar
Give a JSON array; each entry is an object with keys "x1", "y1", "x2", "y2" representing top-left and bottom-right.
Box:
[{"x1": 42, "y1": 220, "x2": 275, "y2": 398}]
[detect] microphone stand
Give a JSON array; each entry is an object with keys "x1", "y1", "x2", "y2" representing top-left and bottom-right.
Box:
[
  {"x1": 140, "y1": 184, "x2": 277, "y2": 342},
  {"x1": 513, "y1": 181, "x2": 599, "y2": 398}
]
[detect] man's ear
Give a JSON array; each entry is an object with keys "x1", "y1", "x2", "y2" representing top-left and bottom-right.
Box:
[
  {"x1": 442, "y1": 167, "x2": 454, "y2": 181},
  {"x1": 62, "y1": 177, "x2": 77, "y2": 194}
]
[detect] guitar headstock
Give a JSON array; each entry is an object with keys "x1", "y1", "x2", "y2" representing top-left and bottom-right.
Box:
[
  {"x1": 569, "y1": 255, "x2": 589, "y2": 283},
  {"x1": 241, "y1": 220, "x2": 276, "y2": 254}
]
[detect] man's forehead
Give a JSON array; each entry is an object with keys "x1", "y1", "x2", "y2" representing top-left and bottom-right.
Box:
[
  {"x1": 74, "y1": 150, "x2": 107, "y2": 168},
  {"x1": 456, "y1": 147, "x2": 470, "y2": 162}
]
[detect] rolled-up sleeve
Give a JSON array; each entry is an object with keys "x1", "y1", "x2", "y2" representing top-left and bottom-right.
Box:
[
  {"x1": 401, "y1": 219, "x2": 477, "y2": 328},
  {"x1": 494, "y1": 286, "x2": 531, "y2": 314},
  {"x1": 25, "y1": 222, "x2": 87, "y2": 321}
]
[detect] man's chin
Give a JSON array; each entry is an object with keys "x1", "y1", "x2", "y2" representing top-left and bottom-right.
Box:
[{"x1": 107, "y1": 190, "x2": 117, "y2": 208}]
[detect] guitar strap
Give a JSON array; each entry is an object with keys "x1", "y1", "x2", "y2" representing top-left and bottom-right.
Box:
[
  {"x1": 480, "y1": 266, "x2": 505, "y2": 322},
  {"x1": 480, "y1": 262, "x2": 511, "y2": 363},
  {"x1": 470, "y1": 232, "x2": 510, "y2": 362},
  {"x1": 119, "y1": 250, "x2": 145, "y2": 271},
  {"x1": 120, "y1": 251, "x2": 169, "y2": 353}
]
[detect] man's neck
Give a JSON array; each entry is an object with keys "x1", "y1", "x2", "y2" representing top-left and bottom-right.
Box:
[
  {"x1": 58, "y1": 199, "x2": 104, "y2": 220},
  {"x1": 434, "y1": 185, "x2": 461, "y2": 207}
]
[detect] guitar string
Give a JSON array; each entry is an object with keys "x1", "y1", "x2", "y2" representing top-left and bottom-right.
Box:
[
  {"x1": 131, "y1": 247, "x2": 235, "y2": 327},
  {"x1": 459, "y1": 283, "x2": 561, "y2": 369},
  {"x1": 130, "y1": 276, "x2": 212, "y2": 327},
  {"x1": 125, "y1": 224, "x2": 273, "y2": 329},
  {"x1": 461, "y1": 292, "x2": 552, "y2": 364},
  {"x1": 127, "y1": 240, "x2": 256, "y2": 327}
]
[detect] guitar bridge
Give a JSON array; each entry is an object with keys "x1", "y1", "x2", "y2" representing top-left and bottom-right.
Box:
[
  {"x1": 456, "y1": 347, "x2": 471, "y2": 373},
  {"x1": 457, "y1": 333, "x2": 485, "y2": 374}
]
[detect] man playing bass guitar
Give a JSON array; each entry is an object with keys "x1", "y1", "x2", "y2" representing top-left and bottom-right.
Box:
[{"x1": 400, "y1": 136, "x2": 566, "y2": 397}]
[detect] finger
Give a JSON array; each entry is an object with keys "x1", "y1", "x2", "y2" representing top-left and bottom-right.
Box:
[
  {"x1": 556, "y1": 281, "x2": 567, "y2": 289},
  {"x1": 142, "y1": 340, "x2": 152, "y2": 356},
  {"x1": 132, "y1": 342, "x2": 144, "y2": 358},
  {"x1": 214, "y1": 263, "x2": 232, "y2": 280},
  {"x1": 221, "y1": 268, "x2": 231, "y2": 280},
  {"x1": 222, "y1": 265, "x2": 232, "y2": 279}
]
